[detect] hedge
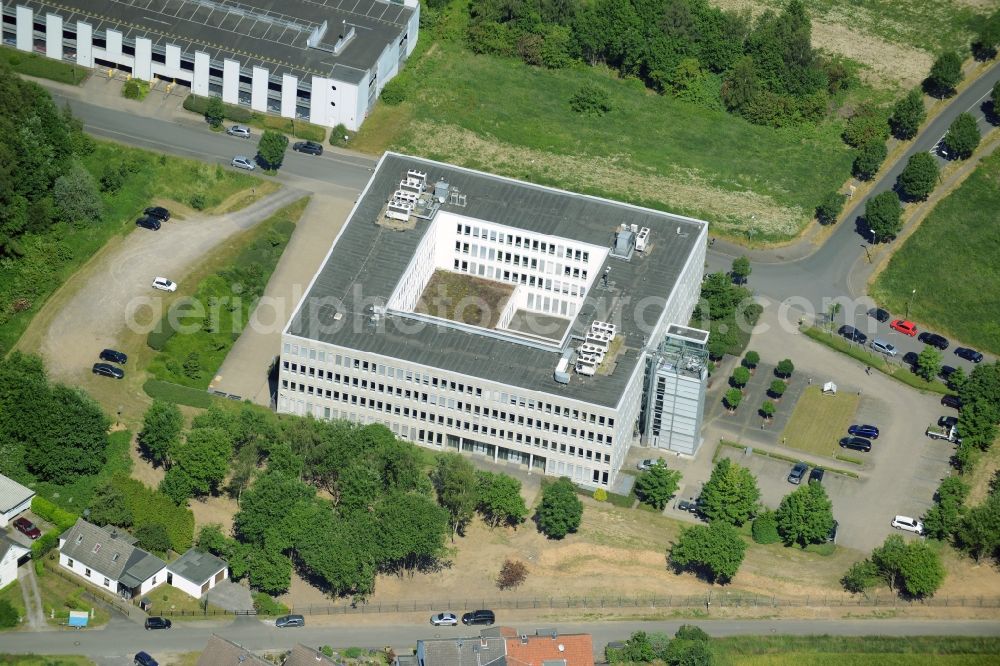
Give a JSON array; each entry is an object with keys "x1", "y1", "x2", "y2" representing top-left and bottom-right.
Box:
[
  {"x1": 110, "y1": 476, "x2": 194, "y2": 553},
  {"x1": 31, "y1": 496, "x2": 79, "y2": 531},
  {"x1": 182, "y1": 94, "x2": 326, "y2": 141},
  {"x1": 143, "y1": 379, "x2": 215, "y2": 409},
  {"x1": 31, "y1": 529, "x2": 60, "y2": 573}
]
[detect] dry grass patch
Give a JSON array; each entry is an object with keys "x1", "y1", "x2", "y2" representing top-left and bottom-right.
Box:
[
  {"x1": 812, "y1": 20, "x2": 932, "y2": 90},
  {"x1": 781, "y1": 385, "x2": 860, "y2": 457},
  {"x1": 415, "y1": 269, "x2": 515, "y2": 328}
]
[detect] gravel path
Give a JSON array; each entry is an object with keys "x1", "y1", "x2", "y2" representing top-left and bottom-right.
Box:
[{"x1": 18, "y1": 565, "x2": 45, "y2": 629}]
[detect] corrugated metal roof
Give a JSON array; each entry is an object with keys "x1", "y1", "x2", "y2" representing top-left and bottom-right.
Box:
[{"x1": 0, "y1": 474, "x2": 34, "y2": 514}]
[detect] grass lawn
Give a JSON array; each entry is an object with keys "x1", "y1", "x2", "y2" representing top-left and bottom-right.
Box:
[
  {"x1": 144, "y1": 584, "x2": 224, "y2": 618},
  {"x1": 781, "y1": 386, "x2": 859, "y2": 457},
  {"x1": 36, "y1": 560, "x2": 111, "y2": 628},
  {"x1": 712, "y1": 635, "x2": 1000, "y2": 665},
  {"x1": 162, "y1": 654, "x2": 200, "y2": 666},
  {"x1": 415, "y1": 269, "x2": 514, "y2": 327},
  {"x1": 0, "y1": 579, "x2": 25, "y2": 626},
  {"x1": 0, "y1": 46, "x2": 89, "y2": 85},
  {"x1": 872, "y1": 151, "x2": 1000, "y2": 356},
  {"x1": 0, "y1": 657, "x2": 96, "y2": 666}
]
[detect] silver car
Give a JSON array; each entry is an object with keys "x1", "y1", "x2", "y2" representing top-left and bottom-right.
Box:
[
  {"x1": 231, "y1": 155, "x2": 255, "y2": 170},
  {"x1": 430, "y1": 612, "x2": 458, "y2": 626},
  {"x1": 227, "y1": 124, "x2": 251, "y2": 138},
  {"x1": 870, "y1": 338, "x2": 897, "y2": 356}
]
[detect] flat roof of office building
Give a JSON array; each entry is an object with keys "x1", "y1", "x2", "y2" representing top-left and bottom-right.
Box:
[
  {"x1": 12, "y1": 0, "x2": 414, "y2": 81},
  {"x1": 285, "y1": 153, "x2": 706, "y2": 408}
]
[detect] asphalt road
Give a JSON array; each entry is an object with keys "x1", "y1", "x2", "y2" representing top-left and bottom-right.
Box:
[{"x1": 7, "y1": 616, "x2": 1000, "y2": 663}]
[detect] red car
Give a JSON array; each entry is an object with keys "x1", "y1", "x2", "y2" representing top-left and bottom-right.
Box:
[
  {"x1": 13, "y1": 517, "x2": 41, "y2": 540},
  {"x1": 890, "y1": 319, "x2": 917, "y2": 336}
]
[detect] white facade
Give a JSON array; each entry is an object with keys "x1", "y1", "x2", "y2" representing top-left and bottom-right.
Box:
[
  {"x1": 0, "y1": 539, "x2": 28, "y2": 589},
  {"x1": 57, "y1": 551, "x2": 165, "y2": 598},
  {"x1": 0, "y1": 474, "x2": 34, "y2": 528},
  {"x1": 167, "y1": 565, "x2": 228, "y2": 599}
]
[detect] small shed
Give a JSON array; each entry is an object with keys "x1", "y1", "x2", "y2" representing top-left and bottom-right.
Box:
[
  {"x1": 0, "y1": 473, "x2": 35, "y2": 528},
  {"x1": 167, "y1": 548, "x2": 228, "y2": 599}
]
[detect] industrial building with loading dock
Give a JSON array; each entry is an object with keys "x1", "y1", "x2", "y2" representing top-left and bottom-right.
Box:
[{"x1": 279, "y1": 153, "x2": 709, "y2": 488}]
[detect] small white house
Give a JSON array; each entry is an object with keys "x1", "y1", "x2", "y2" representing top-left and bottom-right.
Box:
[
  {"x1": 0, "y1": 474, "x2": 34, "y2": 528},
  {"x1": 0, "y1": 535, "x2": 30, "y2": 589},
  {"x1": 167, "y1": 548, "x2": 228, "y2": 599},
  {"x1": 58, "y1": 519, "x2": 166, "y2": 600}
]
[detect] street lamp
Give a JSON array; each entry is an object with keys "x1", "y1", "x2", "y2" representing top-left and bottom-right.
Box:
[{"x1": 906, "y1": 289, "x2": 916, "y2": 319}]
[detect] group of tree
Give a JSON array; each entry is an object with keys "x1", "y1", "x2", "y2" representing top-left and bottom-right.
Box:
[
  {"x1": 462, "y1": 0, "x2": 845, "y2": 128},
  {"x1": 842, "y1": 534, "x2": 944, "y2": 598},
  {"x1": 691, "y1": 272, "x2": 762, "y2": 361},
  {"x1": 922, "y1": 469, "x2": 1000, "y2": 566},
  {"x1": 954, "y1": 362, "x2": 1000, "y2": 471},
  {"x1": 607, "y1": 626, "x2": 713, "y2": 665},
  {"x1": 430, "y1": 453, "x2": 528, "y2": 538}
]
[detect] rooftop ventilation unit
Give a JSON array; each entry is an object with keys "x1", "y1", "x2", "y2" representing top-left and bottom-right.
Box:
[
  {"x1": 578, "y1": 342, "x2": 606, "y2": 363},
  {"x1": 635, "y1": 227, "x2": 651, "y2": 252},
  {"x1": 591, "y1": 321, "x2": 617, "y2": 336},
  {"x1": 433, "y1": 180, "x2": 450, "y2": 203},
  {"x1": 586, "y1": 330, "x2": 612, "y2": 349},
  {"x1": 575, "y1": 355, "x2": 598, "y2": 376},
  {"x1": 448, "y1": 192, "x2": 468, "y2": 207},
  {"x1": 554, "y1": 354, "x2": 571, "y2": 384},
  {"x1": 610, "y1": 224, "x2": 636, "y2": 260}
]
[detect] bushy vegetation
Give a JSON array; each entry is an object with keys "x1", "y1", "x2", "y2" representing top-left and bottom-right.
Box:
[
  {"x1": 669, "y1": 520, "x2": 746, "y2": 584},
  {"x1": 607, "y1": 627, "x2": 712, "y2": 665},
  {"x1": 183, "y1": 94, "x2": 326, "y2": 142},
  {"x1": 842, "y1": 534, "x2": 944, "y2": 598},
  {"x1": 751, "y1": 509, "x2": 781, "y2": 545},
  {"x1": 89, "y1": 475, "x2": 194, "y2": 553}
]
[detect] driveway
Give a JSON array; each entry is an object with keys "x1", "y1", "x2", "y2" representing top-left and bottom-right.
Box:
[{"x1": 206, "y1": 580, "x2": 253, "y2": 612}]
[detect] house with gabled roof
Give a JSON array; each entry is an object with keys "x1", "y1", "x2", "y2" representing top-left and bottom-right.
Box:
[
  {"x1": 0, "y1": 473, "x2": 34, "y2": 528},
  {"x1": 58, "y1": 518, "x2": 166, "y2": 600},
  {"x1": 0, "y1": 534, "x2": 30, "y2": 589},
  {"x1": 167, "y1": 547, "x2": 229, "y2": 599}
]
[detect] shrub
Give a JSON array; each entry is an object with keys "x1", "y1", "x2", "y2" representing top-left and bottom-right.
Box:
[
  {"x1": 0, "y1": 598, "x2": 17, "y2": 628},
  {"x1": 189, "y1": 193, "x2": 207, "y2": 210},
  {"x1": 31, "y1": 496, "x2": 79, "y2": 531},
  {"x1": 329, "y1": 123, "x2": 350, "y2": 147},
  {"x1": 569, "y1": 84, "x2": 612, "y2": 116},
  {"x1": 743, "y1": 351, "x2": 760, "y2": 369},
  {"x1": 251, "y1": 591, "x2": 289, "y2": 616},
  {"x1": 593, "y1": 488, "x2": 608, "y2": 502},
  {"x1": 752, "y1": 510, "x2": 781, "y2": 544},
  {"x1": 122, "y1": 79, "x2": 143, "y2": 99},
  {"x1": 731, "y1": 366, "x2": 751, "y2": 388},
  {"x1": 496, "y1": 559, "x2": 529, "y2": 590},
  {"x1": 816, "y1": 191, "x2": 846, "y2": 225},
  {"x1": 380, "y1": 78, "x2": 409, "y2": 105},
  {"x1": 31, "y1": 529, "x2": 60, "y2": 564},
  {"x1": 110, "y1": 475, "x2": 195, "y2": 552},
  {"x1": 770, "y1": 379, "x2": 787, "y2": 397}
]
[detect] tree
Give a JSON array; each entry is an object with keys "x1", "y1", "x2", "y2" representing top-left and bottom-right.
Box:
[
  {"x1": 496, "y1": 559, "x2": 528, "y2": 590},
  {"x1": 916, "y1": 346, "x2": 943, "y2": 382},
  {"x1": 431, "y1": 453, "x2": 478, "y2": 539},
  {"x1": 135, "y1": 523, "x2": 172, "y2": 554},
  {"x1": 973, "y1": 10, "x2": 1000, "y2": 60},
  {"x1": 160, "y1": 467, "x2": 195, "y2": 505},
  {"x1": 769, "y1": 380, "x2": 787, "y2": 398},
  {"x1": 257, "y1": 130, "x2": 289, "y2": 170},
  {"x1": 698, "y1": 459, "x2": 760, "y2": 526},
  {"x1": 775, "y1": 482, "x2": 834, "y2": 547},
  {"x1": 760, "y1": 401, "x2": 776, "y2": 420},
  {"x1": 52, "y1": 160, "x2": 103, "y2": 223},
  {"x1": 669, "y1": 521, "x2": 746, "y2": 584},
  {"x1": 204, "y1": 96, "x2": 225, "y2": 127},
  {"x1": 743, "y1": 351, "x2": 760, "y2": 370},
  {"x1": 614, "y1": 631, "x2": 656, "y2": 663},
  {"x1": 994, "y1": 79, "x2": 1000, "y2": 115},
  {"x1": 476, "y1": 471, "x2": 528, "y2": 528},
  {"x1": 24, "y1": 384, "x2": 110, "y2": 484},
  {"x1": 535, "y1": 477, "x2": 583, "y2": 539},
  {"x1": 890, "y1": 89, "x2": 926, "y2": 140},
  {"x1": 775, "y1": 359, "x2": 795, "y2": 378},
  {"x1": 138, "y1": 400, "x2": 183, "y2": 468},
  {"x1": 88, "y1": 481, "x2": 133, "y2": 528},
  {"x1": 943, "y1": 112, "x2": 981, "y2": 159},
  {"x1": 948, "y1": 366, "x2": 967, "y2": 393},
  {"x1": 751, "y1": 509, "x2": 781, "y2": 544},
  {"x1": 0, "y1": 599, "x2": 17, "y2": 629},
  {"x1": 898, "y1": 541, "x2": 945, "y2": 597},
  {"x1": 843, "y1": 103, "x2": 890, "y2": 148},
  {"x1": 871, "y1": 534, "x2": 908, "y2": 591},
  {"x1": 731, "y1": 366, "x2": 750, "y2": 388},
  {"x1": 897, "y1": 151, "x2": 939, "y2": 201},
  {"x1": 841, "y1": 558, "x2": 880, "y2": 593},
  {"x1": 569, "y1": 83, "x2": 611, "y2": 115},
  {"x1": 955, "y1": 494, "x2": 1000, "y2": 562},
  {"x1": 170, "y1": 427, "x2": 234, "y2": 498},
  {"x1": 922, "y1": 476, "x2": 969, "y2": 540},
  {"x1": 815, "y1": 190, "x2": 845, "y2": 225},
  {"x1": 634, "y1": 460, "x2": 682, "y2": 510},
  {"x1": 853, "y1": 140, "x2": 887, "y2": 180},
  {"x1": 865, "y1": 191, "x2": 903, "y2": 242},
  {"x1": 927, "y1": 51, "x2": 963, "y2": 97},
  {"x1": 724, "y1": 388, "x2": 742, "y2": 410},
  {"x1": 730, "y1": 256, "x2": 751, "y2": 285}
]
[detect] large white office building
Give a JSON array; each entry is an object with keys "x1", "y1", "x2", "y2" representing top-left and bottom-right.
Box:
[
  {"x1": 279, "y1": 154, "x2": 709, "y2": 488},
  {"x1": 1, "y1": 0, "x2": 419, "y2": 130}
]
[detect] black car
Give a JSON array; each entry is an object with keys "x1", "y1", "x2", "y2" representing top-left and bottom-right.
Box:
[
  {"x1": 942, "y1": 394, "x2": 962, "y2": 409},
  {"x1": 955, "y1": 347, "x2": 984, "y2": 363},
  {"x1": 918, "y1": 332, "x2": 949, "y2": 350},
  {"x1": 827, "y1": 519, "x2": 839, "y2": 543},
  {"x1": 838, "y1": 325, "x2": 867, "y2": 344},
  {"x1": 462, "y1": 609, "x2": 496, "y2": 626},
  {"x1": 902, "y1": 351, "x2": 919, "y2": 367},
  {"x1": 135, "y1": 215, "x2": 161, "y2": 231},
  {"x1": 809, "y1": 467, "x2": 825, "y2": 485},
  {"x1": 939, "y1": 415, "x2": 958, "y2": 429},
  {"x1": 92, "y1": 362, "x2": 124, "y2": 379},
  {"x1": 144, "y1": 206, "x2": 170, "y2": 221},
  {"x1": 134, "y1": 653, "x2": 158, "y2": 666},
  {"x1": 840, "y1": 436, "x2": 872, "y2": 452},
  {"x1": 144, "y1": 616, "x2": 171, "y2": 630},
  {"x1": 99, "y1": 348, "x2": 128, "y2": 364},
  {"x1": 787, "y1": 462, "x2": 808, "y2": 485},
  {"x1": 940, "y1": 365, "x2": 957, "y2": 380},
  {"x1": 867, "y1": 307, "x2": 890, "y2": 323},
  {"x1": 292, "y1": 140, "x2": 324, "y2": 156}
]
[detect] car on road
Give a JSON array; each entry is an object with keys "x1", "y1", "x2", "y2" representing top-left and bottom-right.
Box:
[
  {"x1": 275, "y1": 614, "x2": 305, "y2": 628},
  {"x1": 135, "y1": 215, "x2": 161, "y2": 231},
  {"x1": 838, "y1": 325, "x2": 867, "y2": 344},
  {"x1": 14, "y1": 517, "x2": 41, "y2": 539},
  {"x1": 902, "y1": 351, "x2": 918, "y2": 368},
  {"x1": 891, "y1": 515, "x2": 923, "y2": 534},
  {"x1": 144, "y1": 616, "x2": 171, "y2": 630},
  {"x1": 99, "y1": 349, "x2": 128, "y2": 365},
  {"x1": 292, "y1": 140, "x2": 324, "y2": 156},
  {"x1": 808, "y1": 467, "x2": 825, "y2": 485},
  {"x1": 942, "y1": 394, "x2": 962, "y2": 409},
  {"x1": 867, "y1": 307, "x2": 890, "y2": 323},
  {"x1": 134, "y1": 653, "x2": 158, "y2": 666},
  {"x1": 938, "y1": 415, "x2": 958, "y2": 429},
  {"x1": 955, "y1": 347, "x2": 984, "y2": 363},
  {"x1": 462, "y1": 609, "x2": 496, "y2": 625},
  {"x1": 143, "y1": 206, "x2": 170, "y2": 221},
  {"x1": 92, "y1": 362, "x2": 124, "y2": 379},
  {"x1": 840, "y1": 436, "x2": 872, "y2": 452},
  {"x1": 430, "y1": 612, "x2": 458, "y2": 626},
  {"x1": 151, "y1": 277, "x2": 177, "y2": 292},
  {"x1": 890, "y1": 319, "x2": 917, "y2": 336},
  {"x1": 231, "y1": 155, "x2": 256, "y2": 170},
  {"x1": 870, "y1": 338, "x2": 897, "y2": 356},
  {"x1": 848, "y1": 424, "x2": 880, "y2": 439},
  {"x1": 637, "y1": 458, "x2": 662, "y2": 471},
  {"x1": 940, "y1": 365, "x2": 957, "y2": 381},
  {"x1": 918, "y1": 332, "x2": 949, "y2": 350},
  {"x1": 226, "y1": 124, "x2": 251, "y2": 138},
  {"x1": 787, "y1": 462, "x2": 808, "y2": 485}
]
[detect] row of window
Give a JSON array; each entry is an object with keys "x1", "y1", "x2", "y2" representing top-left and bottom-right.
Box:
[
  {"x1": 450, "y1": 258, "x2": 582, "y2": 311},
  {"x1": 455, "y1": 242, "x2": 590, "y2": 282},
  {"x1": 457, "y1": 223, "x2": 591, "y2": 263},
  {"x1": 64, "y1": 558, "x2": 124, "y2": 589}
]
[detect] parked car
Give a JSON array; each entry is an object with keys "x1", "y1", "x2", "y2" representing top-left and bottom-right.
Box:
[
  {"x1": 275, "y1": 614, "x2": 305, "y2": 628},
  {"x1": 942, "y1": 394, "x2": 962, "y2": 409},
  {"x1": 135, "y1": 215, "x2": 161, "y2": 231},
  {"x1": 676, "y1": 498, "x2": 704, "y2": 517},
  {"x1": 637, "y1": 458, "x2": 662, "y2": 471},
  {"x1": 808, "y1": 467, "x2": 825, "y2": 485},
  {"x1": 840, "y1": 436, "x2": 872, "y2": 452},
  {"x1": 134, "y1": 653, "x2": 158, "y2": 666},
  {"x1": 848, "y1": 424, "x2": 880, "y2": 439},
  {"x1": 787, "y1": 462, "x2": 808, "y2": 484},
  {"x1": 13, "y1": 517, "x2": 41, "y2": 539},
  {"x1": 144, "y1": 617, "x2": 171, "y2": 630},
  {"x1": 870, "y1": 338, "x2": 897, "y2": 356},
  {"x1": 902, "y1": 351, "x2": 919, "y2": 367},
  {"x1": 940, "y1": 365, "x2": 957, "y2": 381},
  {"x1": 891, "y1": 515, "x2": 923, "y2": 534},
  {"x1": 838, "y1": 325, "x2": 867, "y2": 344},
  {"x1": 461, "y1": 609, "x2": 496, "y2": 626},
  {"x1": 143, "y1": 206, "x2": 170, "y2": 221},
  {"x1": 92, "y1": 362, "x2": 124, "y2": 379},
  {"x1": 99, "y1": 349, "x2": 128, "y2": 365},
  {"x1": 955, "y1": 347, "x2": 984, "y2": 363},
  {"x1": 226, "y1": 124, "x2": 251, "y2": 138},
  {"x1": 827, "y1": 519, "x2": 839, "y2": 544},
  {"x1": 918, "y1": 332, "x2": 949, "y2": 350},
  {"x1": 868, "y1": 307, "x2": 890, "y2": 323},
  {"x1": 890, "y1": 319, "x2": 917, "y2": 336},
  {"x1": 292, "y1": 140, "x2": 323, "y2": 156},
  {"x1": 231, "y1": 155, "x2": 256, "y2": 170},
  {"x1": 430, "y1": 612, "x2": 458, "y2": 626},
  {"x1": 938, "y1": 415, "x2": 958, "y2": 429},
  {"x1": 151, "y1": 277, "x2": 177, "y2": 292}
]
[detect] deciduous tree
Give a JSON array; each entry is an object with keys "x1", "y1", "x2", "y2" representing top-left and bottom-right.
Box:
[
  {"x1": 88, "y1": 482, "x2": 133, "y2": 528},
  {"x1": 743, "y1": 351, "x2": 760, "y2": 369},
  {"x1": 897, "y1": 151, "x2": 939, "y2": 201},
  {"x1": 731, "y1": 366, "x2": 750, "y2": 388},
  {"x1": 943, "y1": 112, "x2": 981, "y2": 159},
  {"x1": 257, "y1": 130, "x2": 289, "y2": 170},
  {"x1": 927, "y1": 51, "x2": 963, "y2": 97},
  {"x1": 775, "y1": 359, "x2": 795, "y2": 378},
  {"x1": 730, "y1": 256, "x2": 751, "y2": 285},
  {"x1": 865, "y1": 191, "x2": 903, "y2": 242},
  {"x1": 669, "y1": 521, "x2": 746, "y2": 584},
  {"x1": 775, "y1": 482, "x2": 834, "y2": 546},
  {"x1": 431, "y1": 453, "x2": 478, "y2": 539},
  {"x1": 890, "y1": 89, "x2": 926, "y2": 140},
  {"x1": 898, "y1": 540, "x2": 945, "y2": 597},
  {"x1": 496, "y1": 559, "x2": 529, "y2": 590},
  {"x1": 138, "y1": 400, "x2": 183, "y2": 468},
  {"x1": 634, "y1": 461, "x2": 682, "y2": 510},
  {"x1": 135, "y1": 523, "x2": 171, "y2": 554},
  {"x1": 169, "y1": 426, "x2": 233, "y2": 498},
  {"x1": 922, "y1": 476, "x2": 969, "y2": 540},
  {"x1": 916, "y1": 347, "x2": 943, "y2": 382},
  {"x1": 853, "y1": 140, "x2": 887, "y2": 180},
  {"x1": 536, "y1": 477, "x2": 583, "y2": 539},
  {"x1": 698, "y1": 459, "x2": 760, "y2": 526},
  {"x1": 52, "y1": 159, "x2": 103, "y2": 223},
  {"x1": 476, "y1": 471, "x2": 528, "y2": 529},
  {"x1": 724, "y1": 388, "x2": 742, "y2": 410},
  {"x1": 815, "y1": 191, "x2": 845, "y2": 225},
  {"x1": 204, "y1": 96, "x2": 225, "y2": 127}
]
